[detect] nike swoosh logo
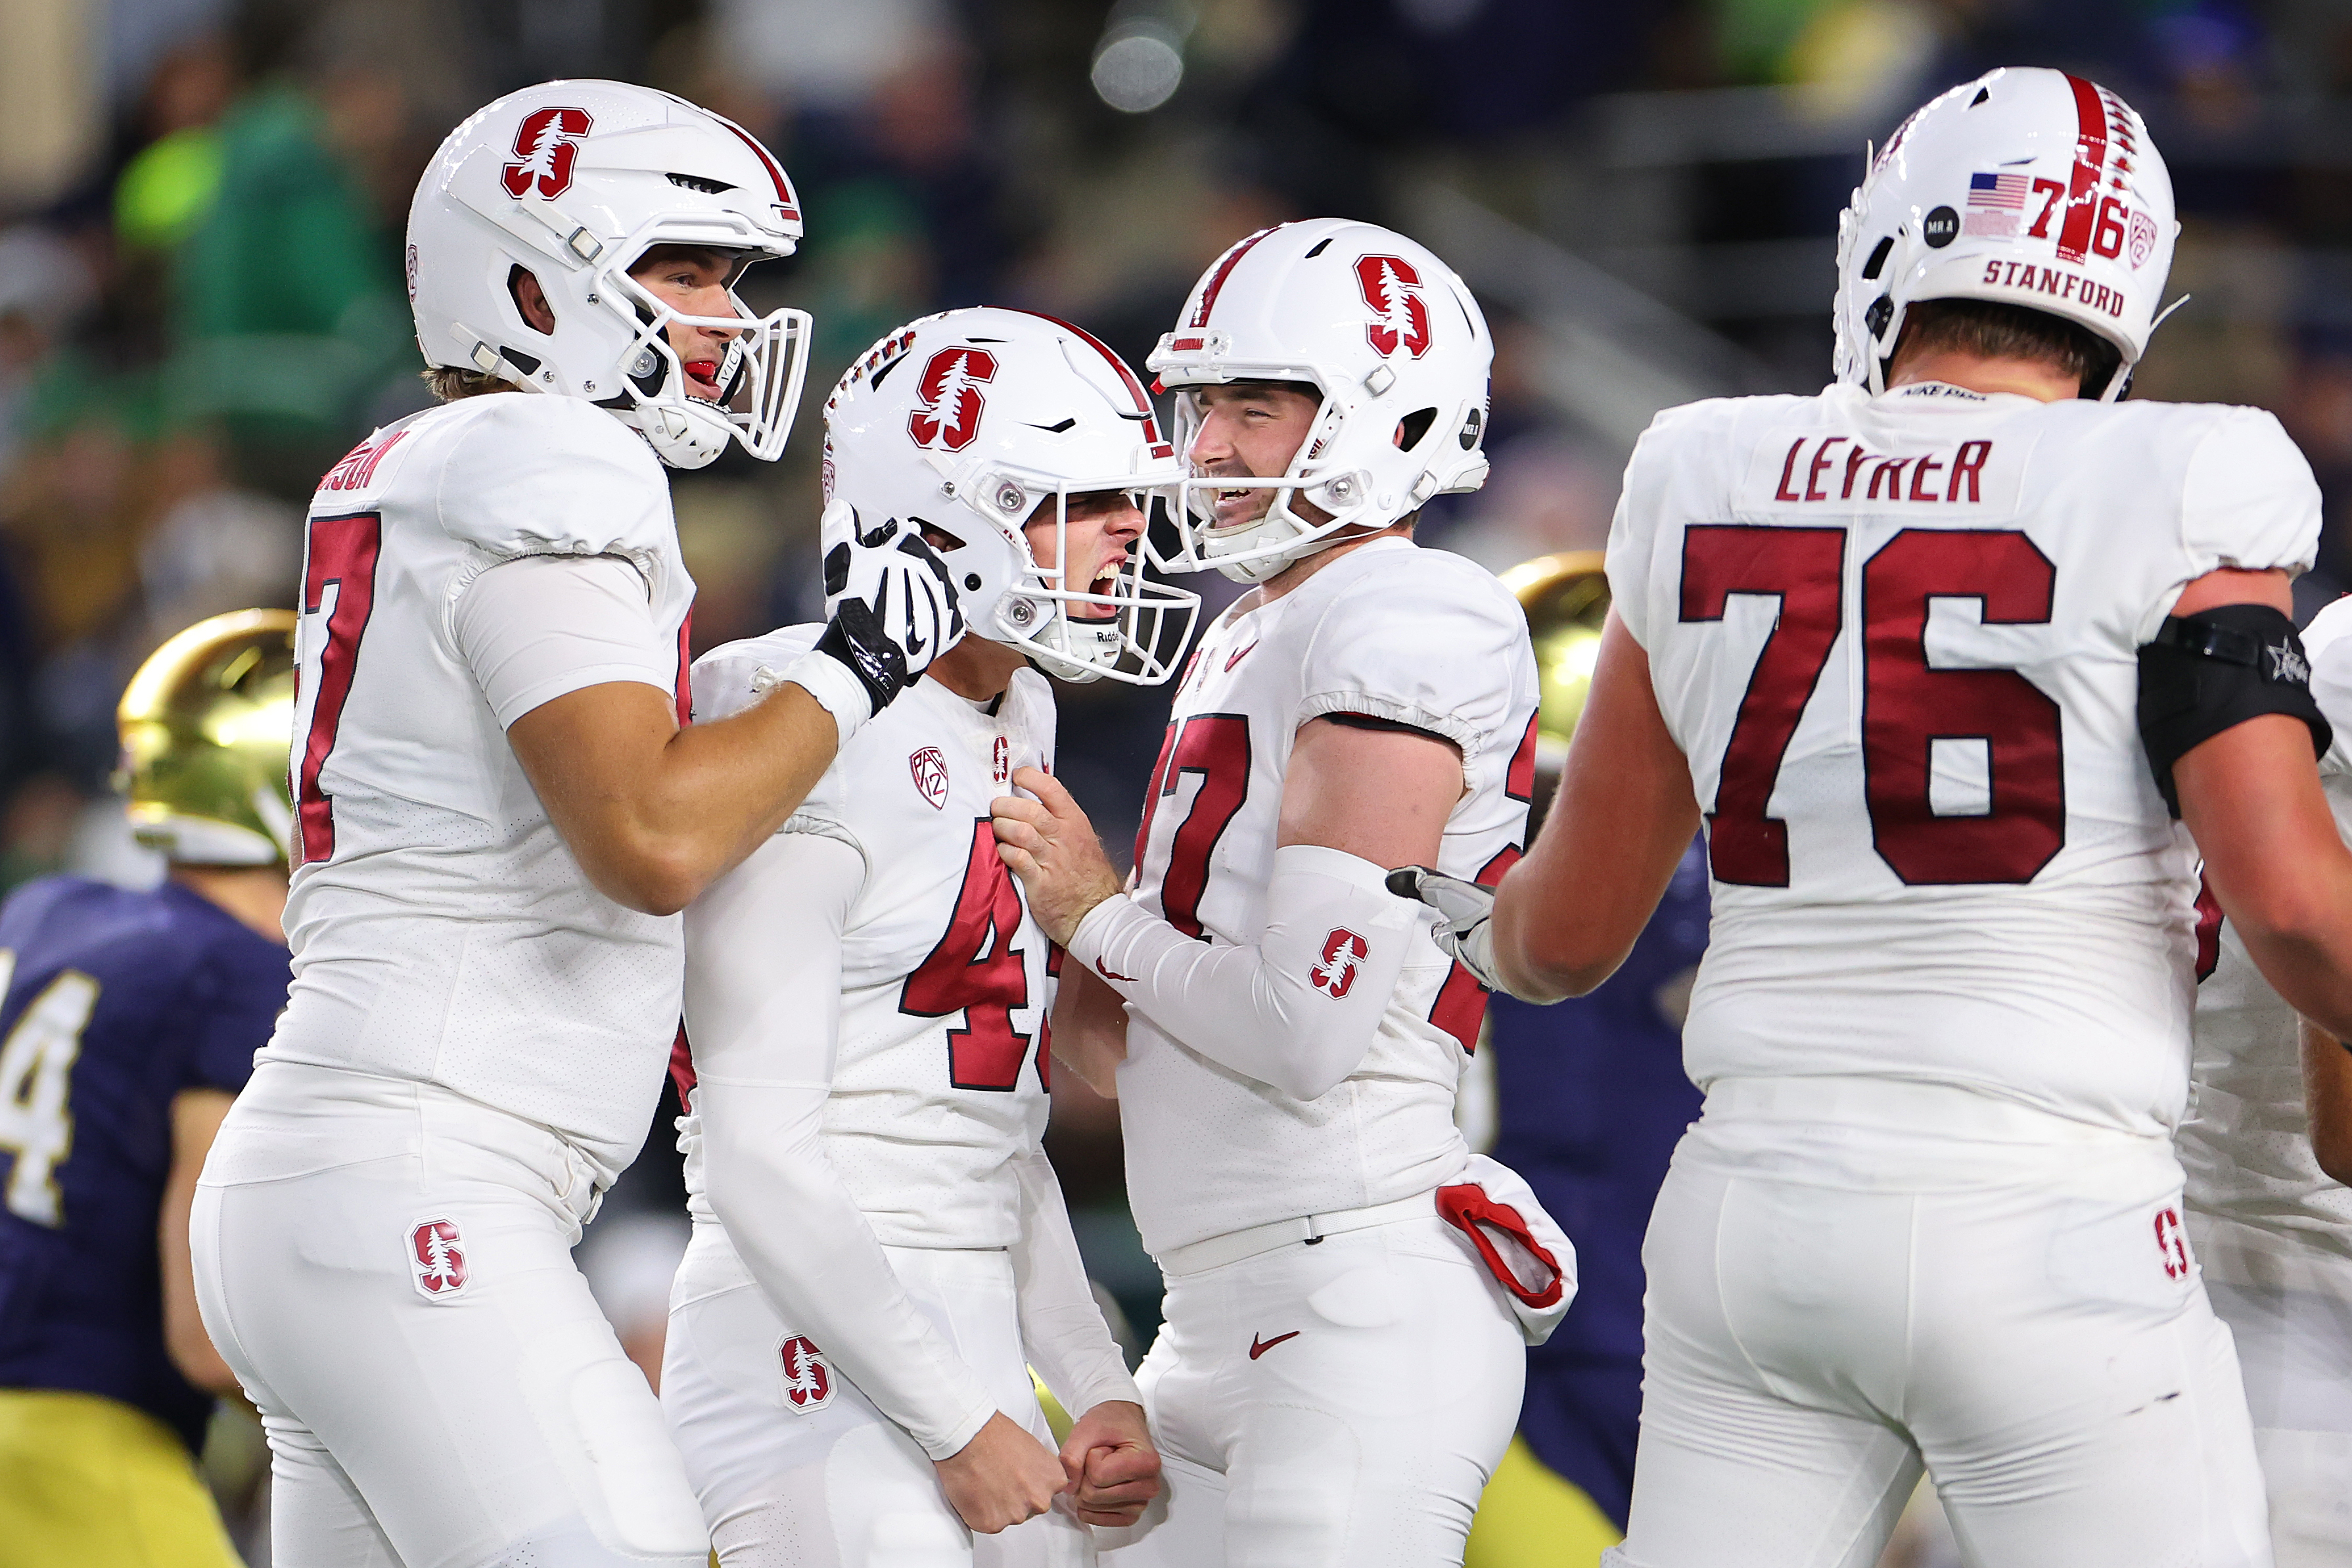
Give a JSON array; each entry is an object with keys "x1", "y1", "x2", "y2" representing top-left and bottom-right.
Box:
[
  {"x1": 1248, "y1": 1331, "x2": 1300, "y2": 1360},
  {"x1": 1225, "y1": 640, "x2": 1258, "y2": 672},
  {"x1": 1095, "y1": 959, "x2": 1139, "y2": 984}
]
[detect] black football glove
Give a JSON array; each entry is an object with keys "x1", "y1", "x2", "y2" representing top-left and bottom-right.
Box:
[{"x1": 818, "y1": 509, "x2": 963, "y2": 711}]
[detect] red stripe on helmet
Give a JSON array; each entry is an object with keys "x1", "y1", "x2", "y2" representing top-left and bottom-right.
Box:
[
  {"x1": 712, "y1": 116, "x2": 800, "y2": 224},
  {"x1": 1022, "y1": 310, "x2": 1176, "y2": 460},
  {"x1": 2056, "y1": 74, "x2": 2108, "y2": 264},
  {"x1": 1186, "y1": 226, "x2": 1279, "y2": 329}
]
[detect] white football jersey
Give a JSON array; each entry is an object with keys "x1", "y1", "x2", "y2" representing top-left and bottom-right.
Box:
[
  {"x1": 1609, "y1": 379, "x2": 2320, "y2": 1137},
  {"x1": 681, "y1": 630, "x2": 1059, "y2": 1249},
  {"x1": 1119, "y1": 538, "x2": 1540, "y2": 1255},
  {"x1": 2180, "y1": 596, "x2": 2352, "y2": 1291},
  {"x1": 268, "y1": 394, "x2": 693, "y2": 1183}
]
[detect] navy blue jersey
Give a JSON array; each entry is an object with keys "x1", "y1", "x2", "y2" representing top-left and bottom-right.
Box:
[
  {"x1": 0, "y1": 876, "x2": 287, "y2": 1449},
  {"x1": 1488, "y1": 838, "x2": 1709, "y2": 1527}
]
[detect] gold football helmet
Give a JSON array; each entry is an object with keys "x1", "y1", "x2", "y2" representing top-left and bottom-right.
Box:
[
  {"x1": 1498, "y1": 550, "x2": 1609, "y2": 770},
  {"x1": 116, "y1": 609, "x2": 298, "y2": 865}
]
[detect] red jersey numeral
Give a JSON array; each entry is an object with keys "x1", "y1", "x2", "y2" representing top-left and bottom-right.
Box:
[
  {"x1": 1134, "y1": 713, "x2": 1251, "y2": 938},
  {"x1": 1680, "y1": 523, "x2": 2066, "y2": 888},
  {"x1": 296, "y1": 513, "x2": 384, "y2": 865},
  {"x1": 1680, "y1": 526, "x2": 1847, "y2": 887},
  {"x1": 902, "y1": 821, "x2": 1035, "y2": 1092},
  {"x1": 1862, "y1": 529, "x2": 2063, "y2": 884}
]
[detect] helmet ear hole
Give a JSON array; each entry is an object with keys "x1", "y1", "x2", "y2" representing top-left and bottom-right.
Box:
[
  {"x1": 1861, "y1": 237, "x2": 1895, "y2": 281},
  {"x1": 1394, "y1": 407, "x2": 1439, "y2": 451}
]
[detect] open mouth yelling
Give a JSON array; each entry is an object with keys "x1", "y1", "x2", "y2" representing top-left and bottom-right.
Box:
[{"x1": 682, "y1": 359, "x2": 725, "y2": 404}]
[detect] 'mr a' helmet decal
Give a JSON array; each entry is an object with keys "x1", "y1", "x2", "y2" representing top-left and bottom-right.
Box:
[
  {"x1": 908, "y1": 346, "x2": 997, "y2": 452},
  {"x1": 1356, "y1": 255, "x2": 1433, "y2": 359},
  {"x1": 501, "y1": 107, "x2": 593, "y2": 200}
]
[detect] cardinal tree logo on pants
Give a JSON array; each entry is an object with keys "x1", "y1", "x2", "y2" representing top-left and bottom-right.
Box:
[
  {"x1": 408, "y1": 1218, "x2": 468, "y2": 1299},
  {"x1": 907, "y1": 347, "x2": 996, "y2": 451},
  {"x1": 779, "y1": 1335, "x2": 833, "y2": 1412},
  {"x1": 501, "y1": 108, "x2": 593, "y2": 200},
  {"x1": 1312, "y1": 929, "x2": 1369, "y2": 999},
  {"x1": 1355, "y1": 255, "x2": 1431, "y2": 359}
]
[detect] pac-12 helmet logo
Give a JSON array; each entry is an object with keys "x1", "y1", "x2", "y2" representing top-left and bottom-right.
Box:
[
  {"x1": 907, "y1": 347, "x2": 997, "y2": 452},
  {"x1": 1311, "y1": 929, "x2": 1370, "y2": 999},
  {"x1": 1355, "y1": 255, "x2": 1431, "y2": 359},
  {"x1": 779, "y1": 1335, "x2": 833, "y2": 1412},
  {"x1": 501, "y1": 107, "x2": 593, "y2": 200},
  {"x1": 910, "y1": 747, "x2": 950, "y2": 809},
  {"x1": 408, "y1": 1218, "x2": 468, "y2": 1298}
]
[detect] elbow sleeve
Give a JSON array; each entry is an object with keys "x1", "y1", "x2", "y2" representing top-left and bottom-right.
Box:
[{"x1": 1068, "y1": 844, "x2": 1416, "y2": 1099}]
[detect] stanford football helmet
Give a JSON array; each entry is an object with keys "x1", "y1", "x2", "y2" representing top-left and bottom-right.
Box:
[
  {"x1": 822, "y1": 309, "x2": 1197, "y2": 685},
  {"x1": 1834, "y1": 66, "x2": 2179, "y2": 400},
  {"x1": 407, "y1": 80, "x2": 812, "y2": 469},
  {"x1": 1147, "y1": 219, "x2": 1493, "y2": 582}
]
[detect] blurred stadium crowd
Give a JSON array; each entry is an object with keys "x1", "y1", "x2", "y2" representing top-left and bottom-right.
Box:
[{"x1": 7, "y1": 0, "x2": 2352, "y2": 1560}]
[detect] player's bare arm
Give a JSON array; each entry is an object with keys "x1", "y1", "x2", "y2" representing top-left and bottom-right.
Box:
[
  {"x1": 509, "y1": 680, "x2": 839, "y2": 915},
  {"x1": 160, "y1": 1088, "x2": 239, "y2": 1395},
  {"x1": 1047, "y1": 960, "x2": 1129, "y2": 1097},
  {"x1": 2171, "y1": 567, "x2": 2352, "y2": 1045},
  {"x1": 1482, "y1": 611, "x2": 1701, "y2": 1002}
]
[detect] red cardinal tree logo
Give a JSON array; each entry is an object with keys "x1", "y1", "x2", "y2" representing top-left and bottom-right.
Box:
[
  {"x1": 502, "y1": 107, "x2": 593, "y2": 200},
  {"x1": 409, "y1": 1218, "x2": 467, "y2": 1297},
  {"x1": 1355, "y1": 255, "x2": 1432, "y2": 359},
  {"x1": 1311, "y1": 929, "x2": 1369, "y2": 999},
  {"x1": 907, "y1": 347, "x2": 997, "y2": 452},
  {"x1": 779, "y1": 1335, "x2": 833, "y2": 1411}
]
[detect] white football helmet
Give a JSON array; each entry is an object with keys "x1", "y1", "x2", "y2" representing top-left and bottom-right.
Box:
[
  {"x1": 1835, "y1": 66, "x2": 2178, "y2": 400},
  {"x1": 1145, "y1": 218, "x2": 1492, "y2": 583},
  {"x1": 407, "y1": 80, "x2": 813, "y2": 469},
  {"x1": 821, "y1": 308, "x2": 1199, "y2": 685}
]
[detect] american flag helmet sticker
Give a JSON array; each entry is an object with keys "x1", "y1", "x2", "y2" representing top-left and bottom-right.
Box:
[{"x1": 1964, "y1": 172, "x2": 2029, "y2": 237}]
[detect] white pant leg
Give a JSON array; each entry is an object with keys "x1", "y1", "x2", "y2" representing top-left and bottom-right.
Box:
[
  {"x1": 193, "y1": 1065, "x2": 708, "y2": 1568},
  {"x1": 1100, "y1": 1213, "x2": 1523, "y2": 1568},
  {"x1": 2202, "y1": 1270, "x2": 2352, "y2": 1564},
  {"x1": 662, "y1": 1226, "x2": 1090, "y2": 1568},
  {"x1": 1614, "y1": 1126, "x2": 2271, "y2": 1568}
]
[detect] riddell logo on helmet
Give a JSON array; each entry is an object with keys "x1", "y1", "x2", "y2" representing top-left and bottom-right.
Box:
[
  {"x1": 501, "y1": 107, "x2": 593, "y2": 200},
  {"x1": 908, "y1": 347, "x2": 996, "y2": 452},
  {"x1": 1356, "y1": 256, "x2": 1431, "y2": 359}
]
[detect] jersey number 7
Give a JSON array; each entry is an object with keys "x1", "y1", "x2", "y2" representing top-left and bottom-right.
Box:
[{"x1": 1682, "y1": 524, "x2": 2064, "y2": 887}]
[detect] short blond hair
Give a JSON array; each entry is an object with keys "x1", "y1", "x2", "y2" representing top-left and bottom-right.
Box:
[{"x1": 421, "y1": 365, "x2": 520, "y2": 402}]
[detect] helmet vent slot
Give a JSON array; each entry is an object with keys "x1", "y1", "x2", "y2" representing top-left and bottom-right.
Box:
[
  {"x1": 1303, "y1": 237, "x2": 1333, "y2": 258},
  {"x1": 1970, "y1": 87, "x2": 1991, "y2": 107},
  {"x1": 666, "y1": 172, "x2": 735, "y2": 193},
  {"x1": 1862, "y1": 237, "x2": 1895, "y2": 280},
  {"x1": 1395, "y1": 407, "x2": 1439, "y2": 451}
]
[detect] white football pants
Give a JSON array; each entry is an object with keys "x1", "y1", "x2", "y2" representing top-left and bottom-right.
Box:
[
  {"x1": 1609, "y1": 1077, "x2": 2271, "y2": 1568},
  {"x1": 661, "y1": 1224, "x2": 1090, "y2": 1568},
  {"x1": 2194, "y1": 1216, "x2": 2352, "y2": 1566},
  {"x1": 1095, "y1": 1212, "x2": 1525, "y2": 1568},
  {"x1": 191, "y1": 1061, "x2": 708, "y2": 1568}
]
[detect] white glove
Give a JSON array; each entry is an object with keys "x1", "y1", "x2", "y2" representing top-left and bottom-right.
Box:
[
  {"x1": 1386, "y1": 865, "x2": 1501, "y2": 992},
  {"x1": 817, "y1": 501, "x2": 963, "y2": 710}
]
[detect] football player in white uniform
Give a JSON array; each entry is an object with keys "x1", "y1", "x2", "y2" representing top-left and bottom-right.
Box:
[
  {"x1": 1399, "y1": 67, "x2": 2352, "y2": 1567},
  {"x1": 2181, "y1": 595, "x2": 2352, "y2": 1564},
  {"x1": 988, "y1": 219, "x2": 1577, "y2": 1567},
  {"x1": 662, "y1": 307, "x2": 1198, "y2": 1566},
  {"x1": 190, "y1": 83, "x2": 959, "y2": 1568}
]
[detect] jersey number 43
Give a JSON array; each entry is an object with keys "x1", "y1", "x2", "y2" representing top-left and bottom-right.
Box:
[{"x1": 1684, "y1": 524, "x2": 2064, "y2": 887}]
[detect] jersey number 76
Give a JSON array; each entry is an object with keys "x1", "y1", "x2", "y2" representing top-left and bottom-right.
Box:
[{"x1": 1682, "y1": 524, "x2": 2065, "y2": 887}]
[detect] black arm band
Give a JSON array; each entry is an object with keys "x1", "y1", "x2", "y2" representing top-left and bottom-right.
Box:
[{"x1": 2138, "y1": 603, "x2": 2330, "y2": 817}]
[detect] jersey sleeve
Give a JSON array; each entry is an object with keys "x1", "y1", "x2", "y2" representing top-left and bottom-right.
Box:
[
  {"x1": 450, "y1": 554, "x2": 677, "y2": 728},
  {"x1": 2305, "y1": 594, "x2": 2352, "y2": 779},
  {"x1": 178, "y1": 934, "x2": 291, "y2": 1095},
  {"x1": 432, "y1": 396, "x2": 674, "y2": 561},
  {"x1": 1297, "y1": 554, "x2": 1527, "y2": 772},
  {"x1": 2178, "y1": 408, "x2": 2321, "y2": 580}
]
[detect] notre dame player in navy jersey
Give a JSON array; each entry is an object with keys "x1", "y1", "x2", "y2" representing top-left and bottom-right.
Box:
[{"x1": 0, "y1": 610, "x2": 294, "y2": 1567}]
